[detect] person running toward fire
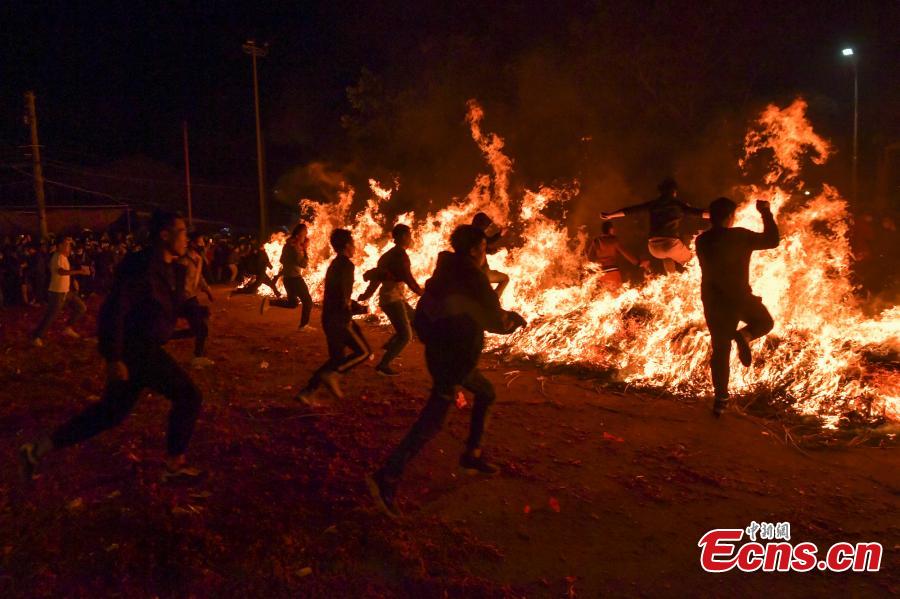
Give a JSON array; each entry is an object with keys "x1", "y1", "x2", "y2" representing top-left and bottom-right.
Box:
[
  {"x1": 294, "y1": 228, "x2": 371, "y2": 405},
  {"x1": 367, "y1": 224, "x2": 526, "y2": 518},
  {"x1": 19, "y1": 210, "x2": 204, "y2": 484},
  {"x1": 695, "y1": 197, "x2": 780, "y2": 417},
  {"x1": 585, "y1": 221, "x2": 650, "y2": 290},
  {"x1": 260, "y1": 223, "x2": 314, "y2": 330},
  {"x1": 357, "y1": 223, "x2": 423, "y2": 376},
  {"x1": 601, "y1": 178, "x2": 708, "y2": 273},
  {"x1": 30, "y1": 236, "x2": 90, "y2": 347},
  {"x1": 176, "y1": 232, "x2": 215, "y2": 369},
  {"x1": 471, "y1": 212, "x2": 510, "y2": 297}
]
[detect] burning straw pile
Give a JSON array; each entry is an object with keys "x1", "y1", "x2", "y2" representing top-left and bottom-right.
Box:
[{"x1": 263, "y1": 99, "x2": 899, "y2": 429}]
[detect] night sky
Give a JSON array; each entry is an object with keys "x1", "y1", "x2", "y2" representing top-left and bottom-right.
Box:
[{"x1": 1, "y1": 1, "x2": 898, "y2": 226}]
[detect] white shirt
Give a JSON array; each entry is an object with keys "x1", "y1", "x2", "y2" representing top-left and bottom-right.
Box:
[{"x1": 49, "y1": 252, "x2": 70, "y2": 293}]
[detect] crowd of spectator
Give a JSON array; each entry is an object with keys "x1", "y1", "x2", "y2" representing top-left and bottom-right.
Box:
[{"x1": 0, "y1": 229, "x2": 271, "y2": 308}]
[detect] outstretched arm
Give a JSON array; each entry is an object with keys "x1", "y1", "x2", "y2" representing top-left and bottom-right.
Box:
[{"x1": 601, "y1": 200, "x2": 653, "y2": 220}]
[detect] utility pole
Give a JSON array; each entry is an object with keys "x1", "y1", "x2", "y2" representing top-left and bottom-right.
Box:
[
  {"x1": 243, "y1": 39, "x2": 269, "y2": 240},
  {"x1": 24, "y1": 91, "x2": 48, "y2": 240},
  {"x1": 842, "y1": 47, "x2": 859, "y2": 203},
  {"x1": 182, "y1": 120, "x2": 193, "y2": 228},
  {"x1": 851, "y1": 59, "x2": 859, "y2": 204}
]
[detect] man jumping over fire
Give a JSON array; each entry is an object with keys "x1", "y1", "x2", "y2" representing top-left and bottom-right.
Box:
[
  {"x1": 601, "y1": 178, "x2": 708, "y2": 273},
  {"x1": 367, "y1": 224, "x2": 526, "y2": 518},
  {"x1": 294, "y1": 228, "x2": 371, "y2": 405},
  {"x1": 695, "y1": 197, "x2": 780, "y2": 417},
  {"x1": 20, "y1": 210, "x2": 204, "y2": 483}
]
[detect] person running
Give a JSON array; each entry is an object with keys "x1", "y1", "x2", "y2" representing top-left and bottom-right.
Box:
[
  {"x1": 696, "y1": 197, "x2": 780, "y2": 417},
  {"x1": 367, "y1": 224, "x2": 526, "y2": 518},
  {"x1": 177, "y1": 232, "x2": 215, "y2": 369},
  {"x1": 471, "y1": 212, "x2": 510, "y2": 297},
  {"x1": 230, "y1": 239, "x2": 282, "y2": 299},
  {"x1": 260, "y1": 224, "x2": 313, "y2": 330},
  {"x1": 30, "y1": 237, "x2": 90, "y2": 346},
  {"x1": 601, "y1": 178, "x2": 708, "y2": 273},
  {"x1": 357, "y1": 223, "x2": 423, "y2": 376},
  {"x1": 19, "y1": 210, "x2": 204, "y2": 483},
  {"x1": 294, "y1": 229, "x2": 371, "y2": 405},
  {"x1": 585, "y1": 221, "x2": 650, "y2": 290}
]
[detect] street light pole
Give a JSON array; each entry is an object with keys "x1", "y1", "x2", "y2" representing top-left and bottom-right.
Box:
[
  {"x1": 851, "y1": 58, "x2": 858, "y2": 204},
  {"x1": 243, "y1": 40, "x2": 269, "y2": 240},
  {"x1": 842, "y1": 47, "x2": 858, "y2": 203}
]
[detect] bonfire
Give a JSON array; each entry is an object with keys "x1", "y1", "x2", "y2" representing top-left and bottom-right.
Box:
[{"x1": 261, "y1": 98, "x2": 899, "y2": 429}]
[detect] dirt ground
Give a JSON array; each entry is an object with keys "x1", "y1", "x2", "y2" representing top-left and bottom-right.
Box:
[{"x1": 1, "y1": 288, "x2": 897, "y2": 597}]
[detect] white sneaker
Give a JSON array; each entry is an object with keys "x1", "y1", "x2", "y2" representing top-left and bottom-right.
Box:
[
  {"x1": 320, "y1": 371, "x2": 344, "y2": 400},
  {"x1": 31, "y1": 337, "x2": 44, "y2": 347},
  {"x1": 191, "y1": 356, "x2": 216, "y2": 369},
  {"x1": 62, "y1": 327, "x2": 81, "y2": 339}
]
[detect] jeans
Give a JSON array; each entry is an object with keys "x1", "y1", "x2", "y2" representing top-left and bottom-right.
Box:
[
  {"x1": 270, "y1": 276, "x2": 312, "y2": 327},
  {"x1": 379, "y1": 300, "x2": 414, "y2": 367},
  {"x1": 703, "y1": 293, "x2": 774, "y2": 398},
  {"x1": 51, "y1": 343, "x2": 202, "y2": 456},
  {"x1": 382, "y1": 350, "x2": 496, "y2": 481},
  {"x1": 32, "y1": 291, "x2": 86, "y2": 340}
]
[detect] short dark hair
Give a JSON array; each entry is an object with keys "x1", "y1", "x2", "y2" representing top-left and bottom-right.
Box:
[
  {"x1": 330, "y1": 228, "x2": 353, "y2": 252},
  {"x1": 601, "y1": 221, "x2": 614, "y2": 234},
  {"x1": 450, "y1": 224, "x2": 486, "y2": 255},
  {"x1": 149, "y1": 209, "x2": 183, "y2": 241},
  {"x1": 290, "y1": 223, "x2": 307, "y2": 239},
  {"x1": 189, "y1": 231, "x2": 205, "y2": 243},
  {"x1": 391, "y1": 223, "x2": 411, "y2": 241},
  {"x1": 658, "y1": 177, "x2": 678, "y2": 194},
  {"x1": 709, "y1": 197, "x2": 737, "y2": 227},
  {"x1": 471, "y1": 212, "x2": 493, "y2": 230}
]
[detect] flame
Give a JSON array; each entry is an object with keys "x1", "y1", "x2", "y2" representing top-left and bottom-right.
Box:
[{"x1": 261, "y1": 98, "x2": 898, "y2": 427}]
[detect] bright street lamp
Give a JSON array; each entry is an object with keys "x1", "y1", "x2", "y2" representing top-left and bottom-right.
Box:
[{"x1": 841, "y1": 47, "x2": 858, "y2": 202}]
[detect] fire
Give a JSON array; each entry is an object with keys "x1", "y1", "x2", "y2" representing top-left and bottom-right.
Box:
[{"x1": 263, "y1": 98, "x2": 898, "y2": 427}]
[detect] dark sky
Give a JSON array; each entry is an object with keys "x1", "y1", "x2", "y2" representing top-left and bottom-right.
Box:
[{"x1": 1, "y1": 0, "x2": 897, "y2": 225}]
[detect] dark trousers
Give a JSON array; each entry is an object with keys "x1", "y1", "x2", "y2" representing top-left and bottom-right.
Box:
[
  {"x1": 382, "y1": 353, "x2": 495, "y2": 481},
  {"x1": 703, "y1": 293, "x2": 774, "y2": 398},
  {"x1": 178, "y1": 296, "x2": 209, "y2": 357},
  {"x1": 379, "y1": 300, "x2": 414, "y2": 367},
  {"x1": 231, "y1": 274, "x2": 281, "y2": 297},
  {"x1": 270, "y1": 276, "x2": 312, "y2": 327},
  {"x1": 51, "y1": 344, "x2": 202, "y2": 456},
  {"x1": 32, "y1": 291, "x2": 86, "y2": 339},
  {"x1": 306, "y1": 320, "x2": 371, "y2": 390}
]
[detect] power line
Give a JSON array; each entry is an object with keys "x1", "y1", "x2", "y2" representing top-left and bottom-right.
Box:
[{"x1": 41, "y1": 159, "x2": 253, "y2": 191}]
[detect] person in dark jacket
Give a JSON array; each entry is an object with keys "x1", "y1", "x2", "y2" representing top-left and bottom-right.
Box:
[
  {"x1": 367, "y1": 224, "x2": 526, "y2": 518},
  {"x1": 602, "y1": 178, "x2": 709, "y2": 273},
  {"x1": 260, "y1": 224, "x2": 313, "y2": 329},
  {"x1": 358, "y1": 223, "x2": 423, "y2": 376},
  {"x1": 295, "y1": 228, "x2": 371, "y2": 404},
  {"x1": 19, "y1": 210, "x2": 204, "y2": 483},
  {"x1": 696, "y1": 197, "x2": 780, "y2": 416}
]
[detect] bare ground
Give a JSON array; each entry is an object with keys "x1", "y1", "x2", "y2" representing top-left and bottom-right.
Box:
[{"x1": 0, "y1": 288, "x2": 897, "y2": 597}]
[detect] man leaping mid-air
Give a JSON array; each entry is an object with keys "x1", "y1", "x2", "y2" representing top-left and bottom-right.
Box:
[
  {"x1": 601, "y1": 178, "x2": 708, "y2": 273},
  {"x1": 695, "y1": 197, "x2": 780, "y2": 417}
]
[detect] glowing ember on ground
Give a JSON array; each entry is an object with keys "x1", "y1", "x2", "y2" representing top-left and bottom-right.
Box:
[{"x1": 262, "y1": 99, "x2": 899, "y2": 427}]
